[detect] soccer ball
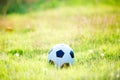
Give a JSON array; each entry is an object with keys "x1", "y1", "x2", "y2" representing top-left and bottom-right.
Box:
[{"x1": 48, "y1": 44, "x2": 74, "y2": 68}]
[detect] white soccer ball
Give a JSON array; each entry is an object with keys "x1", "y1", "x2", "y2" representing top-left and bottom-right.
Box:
[{"x1": 48, "y1": 44, "x2": 74, "y2": 68}]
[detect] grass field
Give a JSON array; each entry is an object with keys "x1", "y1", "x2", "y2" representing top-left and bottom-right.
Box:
[{"x1": 0, "y1": 1, "x2": 120, "y2": 80}]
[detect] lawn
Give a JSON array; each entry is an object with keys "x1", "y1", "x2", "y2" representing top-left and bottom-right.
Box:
[{"x1": 0, "y1": 1, "x2": 120, "y2": 80}]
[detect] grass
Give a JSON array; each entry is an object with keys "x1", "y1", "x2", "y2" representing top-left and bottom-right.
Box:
[{"x1": 0, "y1": 3, "x2": 120, "y2": 80}]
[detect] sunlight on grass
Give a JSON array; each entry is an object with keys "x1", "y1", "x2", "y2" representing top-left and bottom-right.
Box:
[{"x1": 0, "y1": 2, "x2": 120, "y2": 80}]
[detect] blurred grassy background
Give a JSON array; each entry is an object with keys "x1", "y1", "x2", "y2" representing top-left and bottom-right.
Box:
[
  {"x1": 0, "y1": 0, "x2": 120, "y2": 80},
  {"x1": 0, "y1": 0, "x2": 120, "y2": 14}
]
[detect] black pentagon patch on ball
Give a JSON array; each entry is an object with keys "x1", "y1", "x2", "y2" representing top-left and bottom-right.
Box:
[
  {"x1": 56, "y1": 50, "x2": 64, "y2": 58},
  {"x1": 70, "y1": 51, "x2": 74, "y2": 58}
]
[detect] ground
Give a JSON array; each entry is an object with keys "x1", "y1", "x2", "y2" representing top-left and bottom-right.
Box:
[{"x1": 0, "y1": 4, "x2": 120, "y2": 80}]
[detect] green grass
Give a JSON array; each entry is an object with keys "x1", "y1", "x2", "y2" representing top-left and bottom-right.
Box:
[{"x1": 0, "y1": 3, "x2": 120, "y2": 80}]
